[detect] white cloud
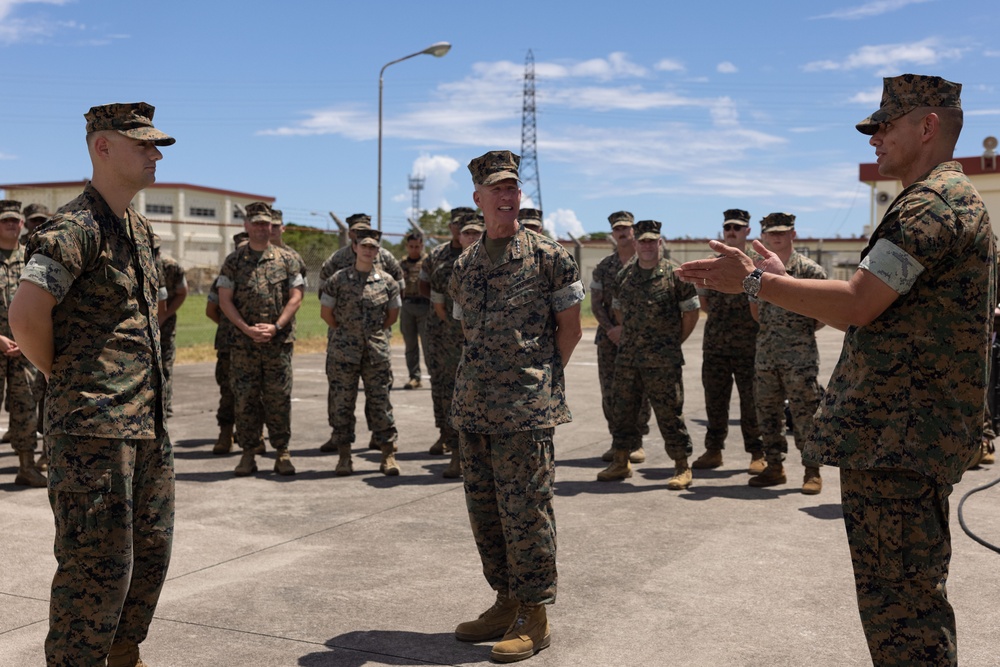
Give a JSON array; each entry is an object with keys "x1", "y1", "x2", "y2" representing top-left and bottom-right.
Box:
[
  {"x1": 546, "y1": 209, "x2": 585, "y2": 238},
  {"x1": 803, "y1": 38, "x2": 964, "y2": 76},
  {"x1": 0, "y1": 0, "x2": 74, "y2": 45},
  {"x1": 409, "y1": 153, "x2": 463, "y2": 215},
  {"x1": 654, "y1": 59, "x2": 685, "y2": 72},
  {"x1": 812, "y1": 0, "x2": 933, "y2": 20},
  {"x1": 848, "y1": 87, "x2": 883, "y2": 106},
  {"x1": 716, "y1": 61, "x2": 738, "y2": 74},
  {"x1": 0, "y1": 151, "x2": 17, "y2": 159}
]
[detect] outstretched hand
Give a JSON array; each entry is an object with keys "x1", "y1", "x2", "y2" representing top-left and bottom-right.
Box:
[{"x1": 674, "y1": 239, "x2": 785, "y2": 294}]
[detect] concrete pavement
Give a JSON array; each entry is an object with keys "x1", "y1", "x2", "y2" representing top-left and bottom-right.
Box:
[{"x1": 2, "y1": 324, "x2": 999, "y2": 666}]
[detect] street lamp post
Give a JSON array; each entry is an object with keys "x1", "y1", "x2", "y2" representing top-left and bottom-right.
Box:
[{"x1": 377, "y1": 41, "x2": 451, "y2": 231}]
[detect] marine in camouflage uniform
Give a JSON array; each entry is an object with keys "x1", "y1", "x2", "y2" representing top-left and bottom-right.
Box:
[
  {"x1": 811, "y1": 76, "x2": 994, "y2": 667},
  {"x1": 154, "y1": 244, "x2": 186, "y2": 418},
  {"x1": 320, "y1": 228, "x2": 402, "y2": 476},
  {"x1": 589, "y1": 210, "x2": 651, "y2": 463},
  {"x1": 11, "y1": 102, "x2": 175, "y2": 667},
  {"x1": 206, "y1": 272, "x2": 240, "y2": 454},
  {"x1": 598, "y1": 220, "x2": 700, "y2": 489},
  {"x1": 419, "y1": 207, "x2": 474, "y2": 454},
  {"x1": 749, "y1": 212, "x2": 827, "y2": 493},
  {"x1": 22, "y1": 204, "x2": 52, "y2": 451},
  {"x1": 217, "y1": 201, "x2": 305, "y2": 477},
  {"x1": 693, "y1": 208, "x2": 764, "y2": 473},
  {"x1": 398, "y1": 230, "x2": 430, "y2": 388},
  {"x1": 676, "y1": 75, "x2": 991, "y2": 667},
  {"x1": 429, "y1": 215, "x2": 484, "y2": 477},
  {"x1": 0, "y1": 200, "x2": 45, "y2": 487},
  {"x1": 318, "y1": 213, "x2": 403, "y2": 448},
  {"x1": 450, "y1": 151, "x2": 584, "y2": 662}
]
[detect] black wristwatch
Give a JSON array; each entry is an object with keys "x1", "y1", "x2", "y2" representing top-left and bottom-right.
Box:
[{"x1": 743, "y1": 268, "x2": 764, "y2": 297}]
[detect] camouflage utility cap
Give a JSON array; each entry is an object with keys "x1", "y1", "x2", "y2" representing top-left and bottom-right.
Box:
[
  {"x1": 608, "y1": 211, "x2": 634, "y2": 228},
  {"x1": 856, "y1": 74, "x2": 962, "y2": 135},
  {"x1": 519, "y1": 208, "x2": 543, "y2": 222},
  {"x1": 245, "y1": 201, "x2": 273, "y2": 224},
  {"x1": 356, "y1": 228, "x2": 382, "y2": 247},
  {"x1": 271, "y1": 208, "x2": 283, "y2": 224},
  {"x1": 346, "y1": 213, "x2": 372, "y2": 230},
  {"x1": 23, "y1": 203, "x2": 50, "y2": 221},
  {"x1": 233, "y1": 231, "x2": 249, "y2": 245},
  {"x1": 469, "y1": 150, "x2": 520, "y2": 186},
  {"x1": 761, "y1": 212, "x2": 795, "y2": 232},
  {"x1": 634, "y1": 219, "x2": 662, "y2": 241},
  {"x1": 450, "y1": 206, "x2": 476, "y2": 224},
  {"x1": 0, "y1": 199, "x2": 23, "y2": 221},
  {"x1": 461, "y1": 217, "x2": 485, "y2": 233},
  {"x1": 403, "y1": 230, "x2": 423, "y2": 242},
  {"x1": 723, "y1": 208, "x2": 751, "y2": 226},
  {"x1": 84, "y1": 102, "x2": 175, "y2": 146}
]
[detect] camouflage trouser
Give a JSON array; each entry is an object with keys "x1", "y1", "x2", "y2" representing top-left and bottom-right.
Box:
[
  {"x1": 45, "y1": 433, "x2": 174, "y2": 666},
  {"x1": 460, "y1": 428, "x2": 556, "y2": 605},
  {"x1": 597, "y1": 337, "x2": 650, "y2": 436},
  {"x1": 755, "y1": 364, "x2": 822, "y2": 467},
  {"x1": 161, "y1": 316, "x2": 177, "y2": 416},
  {"x1": 214, "y1": 348, "x2": 235, "y2": 427},
  {"x1": 427, "y1": 316, "x2": 464, "y2": 442},
  {"x1": 1, "y1": 354, "x2": 38, "y2": 452},
  {"x1": 326, "y1": 352, "x2": 397, "y2": 447},
  {"x1": 610, "y1": 364, "x2": 693, "y2": 460},
  {"x1": 325, "y1": 329, "x2": 384, "y2": 434},
  {"x1": 231, "y1": 343, "x2": 293, "y2": 451},
  {"x1": 840, "y1": 468, "x2": 956, "y2": 666},
  {"x1": 399, "y1": 299, "x2": 430, "y2": 381},
  {"x1": 33, "y1": 370, "x2": 46, "y2": 436},
  {"x1": 702, "y1": 352, "x2": 762, "y2": 452}
]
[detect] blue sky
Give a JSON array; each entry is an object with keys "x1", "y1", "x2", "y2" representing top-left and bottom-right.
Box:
[{"x1": 1, "y1": 0, "x2": 998, "y2": 240}]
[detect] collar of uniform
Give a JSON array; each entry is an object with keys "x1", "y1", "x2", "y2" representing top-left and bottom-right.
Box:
[
  {"x1": 349, "y1": 266, "x2": 382, "y2": 282},
  {"x1": 632, "y1": 256, "x2": 669, "y2": 282},
  {"x1": 83, "y1": 182, "x2": 132, "y2": 233},
  {"x1": 477, "y1": 225, "x2": 529, "y2": 267}
]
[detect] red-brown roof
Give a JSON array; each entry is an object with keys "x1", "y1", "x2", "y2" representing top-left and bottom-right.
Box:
[{"x1": 0, "y1": 180, "x2": 274, "y2": 202}]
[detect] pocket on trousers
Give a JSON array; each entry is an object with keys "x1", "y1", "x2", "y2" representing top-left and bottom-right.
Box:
[
  {"x1": 49, "y1": 467, "x2": 116, "y2": 555},
  {"x1": 873, "y1": 484, "x2": 942, "y2": 582}
]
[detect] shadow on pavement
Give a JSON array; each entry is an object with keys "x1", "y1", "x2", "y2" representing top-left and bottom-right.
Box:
[
  {"x1": 299, "y1": 630, "x2": 485, "y2": 666},
  {"x1": 799, "y1": 503, "x2": 844, "y2": 521}
]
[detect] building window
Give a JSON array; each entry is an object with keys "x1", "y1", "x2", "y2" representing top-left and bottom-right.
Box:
[
  {"x1": 189, "y1": 207, "x2": 216, "y2": 218},
  {"x1": 146, "y1": 203, "x2": 173, "y2": 215},
  {"x1": 233, "y1": 208, "x2": 244, "y2": 220}
]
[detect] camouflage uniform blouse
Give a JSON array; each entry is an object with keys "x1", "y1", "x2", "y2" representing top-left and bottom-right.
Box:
[
  {"x1": 1, "y1": 244, "x2": 26, "y2": 339},
  {"x1": 400, "y1": 254, "x2": 426, "y2": 298},
  {"x1": 449, "y1": 228, "x2": 585, "y2": 433},
  {"x1": 612, "y1": 255, "x2": 700, "y2": 368},
  {"x1": 318, "y1": 244, "x2": 402, "y2": 294},
  {"x1": 320, "y1": 266, "x2": 401, "y2": 366},
  {"x1": 808, "y1": 161, "x2": 995, "y2": 485},
  {"x1": 158, "y1": 255, "x2": 186, "y2": 326},
  {"x1": 420, "y1": 241, "x2": 463, "y2": 287},
  {"x1": 428, "y1": 248, "x2": 465, "y2": 346},
  {"x1": 589, "y1": 251, "x2": 629, "y2": 345},
  {"x1": 217, "y1": 243, "x2": 305, "y2": 348},
  {"x1": 699, "y1": 249, "x2": 760, "y2": 358},
  {"x1": 21, "y1": 184, "x2": 165, "y2": 438},
  {"x1": 753, "y1": 251, "x2": 827, "y2": 369},
  {"x1": 207, "y1": 277, "x2": 237, "y2": 351}
]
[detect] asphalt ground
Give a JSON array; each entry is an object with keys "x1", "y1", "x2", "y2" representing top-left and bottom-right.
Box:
[{"x1": 2, "y1": 323, "x2": 999, "y2": 666}]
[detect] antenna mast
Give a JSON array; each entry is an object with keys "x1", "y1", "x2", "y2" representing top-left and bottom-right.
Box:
[{"x1": 520, "y1": 49, "x2": 542, "y2": 212}]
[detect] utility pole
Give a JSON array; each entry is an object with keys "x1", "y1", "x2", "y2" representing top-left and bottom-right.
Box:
[{"x1": 408, "y1": 173, "x2": 425, "y2": 220}]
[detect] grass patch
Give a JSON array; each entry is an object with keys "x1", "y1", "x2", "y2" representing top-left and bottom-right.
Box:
[{"x1": 174, "y1": 290, "x2": 597, "y2": 364}]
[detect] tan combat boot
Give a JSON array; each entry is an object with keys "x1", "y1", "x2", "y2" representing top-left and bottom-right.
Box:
[
  {"x1": 749, "y1": 463, "x2": 786, "y2": 487},
  {"x1": 982, "y1": 439, "x2": 995, "y2": 465},
  {"x1": 335, "y1": 445, "x2": 353, "y2": 476},
  {"x1": 666, "y1": 457, "x2": 692, "y2": 490},
  {"x1": 428, "y1": 435, "x2": 448, "y2": 455},
  {"x1": 691, "y1": 448, "x2": 723, "y2": 469},
  {"x1": 15, "y1": 451, "x2": 47, "y2": 488},
  {"x1": 273, "y1": 449, "x2": 296, "y2": 476},
  {"x1": 107, "y1": 642, "x2": 146, "y2": 667},
  {"x1": 600, "y1": 447, "x2": 615, "y2": 462},
  {"x1": 234, "y1": 449, "x2": 257, "y2": 477},
  {"x1": 455, "y1": 591, "x2": 519, "y2": 642},
  {"x1": 748, "y1": 451, "x2": 766, "y2": 475},
  {"x1": 442, "y1": 447, "x2": 462, "y2": 478},
  {"x1": 212, "y1": 423, "x2": 234, "y2": 455},
  {"x1": 380, "y1": 443, "x2": 401, "y2": 476},
  {"x1": 597, "y1": 449, "x2": 631, "y2": 481},
  {"x1": 490, "y1": 603, "x2": 551, "y2": 663},
  {"x1": 629, "y1": 446, "x2": 646, "y2": 463},
  {"x1": 802, "y1": 467, "x2": 822, "y2": 495}
]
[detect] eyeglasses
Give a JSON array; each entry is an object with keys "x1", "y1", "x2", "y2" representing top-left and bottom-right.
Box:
[{"x1": 723, "y1": 224, "x2": 746, "y2": 232}]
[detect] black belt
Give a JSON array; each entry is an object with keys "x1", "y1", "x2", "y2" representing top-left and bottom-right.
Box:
[{"x1": 403, "y1": 297, "x2": 429, "y2": 304}]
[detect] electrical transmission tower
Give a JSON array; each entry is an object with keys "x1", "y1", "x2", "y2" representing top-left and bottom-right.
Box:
[
  {"x1": 520, "y1": 49, "x2": 542, "y2": 213},
  {"x1": 408, "y1": 173, "x2": 425, "y2": 219}
]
